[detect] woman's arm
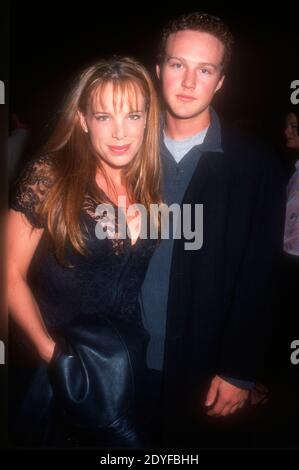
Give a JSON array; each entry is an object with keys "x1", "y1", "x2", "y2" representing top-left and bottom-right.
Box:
[{"x1": 7, "y1": 209, "x2": 55, "y2": 363}]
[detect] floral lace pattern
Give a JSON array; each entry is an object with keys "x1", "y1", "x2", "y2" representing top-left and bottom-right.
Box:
[
  {"x1": 10, "y1": 155, "x2": 55, "y2": 228},
  {"x1": 82, "y1": 193, "x2": 126, "y2": 256},
  {"x1": 11, "y1": 155, "x2": 129, "y2": 255},
  {"x1": 10, "y1": 155, "x2": 157, "y2": 330}
]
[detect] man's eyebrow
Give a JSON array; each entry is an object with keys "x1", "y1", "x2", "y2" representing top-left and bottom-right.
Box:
[
  {"x1": 200, "y1": 62, "x2": 219, "y2": 70},
  {"x1": 166, "y1": 56, "x2": 221, "y2": 70}
]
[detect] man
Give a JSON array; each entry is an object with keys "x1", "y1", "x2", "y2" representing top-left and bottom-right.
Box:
[{"x1": 140, "y1": 12, "x2": 285, "y2": 447}]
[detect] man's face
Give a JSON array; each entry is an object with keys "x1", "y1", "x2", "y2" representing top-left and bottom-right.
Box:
[{"x1": 157, "y1": 30, "x2": 225, "y2": 120}]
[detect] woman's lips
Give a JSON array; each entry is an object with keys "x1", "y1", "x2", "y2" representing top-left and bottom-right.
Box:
[{"x1": 108, "y1": 144, "x2": 131, "y2": 154}]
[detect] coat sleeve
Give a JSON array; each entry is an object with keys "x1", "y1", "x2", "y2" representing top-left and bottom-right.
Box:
[{"x1": 217, "y1": 150, "x2": 286, "y2": 381}]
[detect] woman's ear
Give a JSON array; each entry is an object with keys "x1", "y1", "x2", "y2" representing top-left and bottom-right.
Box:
[
  {"x1": 77, "y1": 111, "x2": 89, "y2": 133},
  {"x1": 156, "y1": 64, "x2": 161, "y2": 80}
]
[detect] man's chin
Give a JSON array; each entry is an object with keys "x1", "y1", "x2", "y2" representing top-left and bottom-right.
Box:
[{"x1": 167, "y1": 106, "x2": 205, "y2": 121}]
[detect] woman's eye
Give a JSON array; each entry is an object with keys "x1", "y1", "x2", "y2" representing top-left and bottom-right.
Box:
[
  {"x1": 128, "y1": 114, "x2": 141, "y2": 120},
  {"x1": 95, "y1": 115, "x2": 110, "y2": 121}
]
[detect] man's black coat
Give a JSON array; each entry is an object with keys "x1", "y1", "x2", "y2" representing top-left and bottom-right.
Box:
[{"x1": 161, "y1": 128, "x2": 286, "y2": 440}]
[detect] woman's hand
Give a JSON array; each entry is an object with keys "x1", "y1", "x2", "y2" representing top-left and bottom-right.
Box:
[{"x1": 38, "y1": 337, "x2": 56, "y2": 363}]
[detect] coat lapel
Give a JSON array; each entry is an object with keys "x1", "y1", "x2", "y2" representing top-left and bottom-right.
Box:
[{"x1": 182, "y1": 150, "x2": 228, "y2": 205}]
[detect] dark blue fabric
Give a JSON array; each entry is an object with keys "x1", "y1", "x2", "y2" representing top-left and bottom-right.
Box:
[
  {"x1": 140, "y1": 110, "x2": 223, "y2": 371},
  {"x1": 10, "y1": 156, "x2": 157, "y2": 333}
]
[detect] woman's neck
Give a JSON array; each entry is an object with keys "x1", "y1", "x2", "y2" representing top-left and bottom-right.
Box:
[{"x1": 96, "y1": 166, "x2": 130, "y2": 206}]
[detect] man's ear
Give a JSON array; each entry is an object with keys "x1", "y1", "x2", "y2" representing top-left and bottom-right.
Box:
[
  {"x1": 77, "y1": 111, "x2": 88, "y2": 133},
  {"x1": 215, "y1": 75, "x2": 225, "y2": 93},
  {"x1": 156, "y1": 64, "x2": 161, "y2": 80}
]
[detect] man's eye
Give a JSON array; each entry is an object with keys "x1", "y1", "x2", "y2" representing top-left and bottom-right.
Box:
[
  {"x1": 170, "y1": 62, "x2": 183, "y2": 69},
  {"x1": 200, "y1": 68, "x2": 211, "y2": 75}
]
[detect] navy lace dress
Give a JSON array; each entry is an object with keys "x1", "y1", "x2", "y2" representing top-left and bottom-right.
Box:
[
  {"x1": 10, "y1": 155, "x2": 157, "y2": 332},
  {"x1": 9, "y1": 155, "x2": 158, "y2": 446}
]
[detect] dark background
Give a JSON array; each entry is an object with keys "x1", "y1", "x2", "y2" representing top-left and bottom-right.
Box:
[
  {"x1": 10, "y1": 2, "x2": 299, "y2": 153},
  {"x1": 4, "y1": 0, "x2": 299, "y2": 454},
  {"x1": 0, "y1": 0, "x2": 8, "y2": 451}
]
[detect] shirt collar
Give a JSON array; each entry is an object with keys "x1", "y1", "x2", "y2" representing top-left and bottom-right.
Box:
[
  {"x1": 199, "y1": 107, "x2": 223, "y2": 153},
  {"x1": 161, "y1": 107, "x2": 223, "y2": 155}
]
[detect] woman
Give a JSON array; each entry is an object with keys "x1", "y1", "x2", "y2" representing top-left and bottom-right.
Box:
[
  {"x1": 8, "y1": 56, "x2": 161, "y2": 448},
  {"x1": 284, "y1": 109, "x2": 299, "y2": 255},
  {"x1": 281, "y1": 109, "x2": 299, "y2": 179},
  {"x1": 266, "y1": 109, "x2": 299, "y2": 447}
]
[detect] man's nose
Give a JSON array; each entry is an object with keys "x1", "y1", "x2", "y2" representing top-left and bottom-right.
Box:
[{"x1": 181, "y1": 69, "x2": 196, "y2": 89}]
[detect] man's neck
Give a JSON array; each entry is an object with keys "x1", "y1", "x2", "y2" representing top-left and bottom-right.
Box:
[{"x1": 164, "y1": 108, "x2": 211, "y2": 140}]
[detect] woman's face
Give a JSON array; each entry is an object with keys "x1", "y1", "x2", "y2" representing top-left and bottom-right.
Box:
[
  {"x1": 79, "y1": 81, "x2": 147, "y2": 170},
  {"x1": 284, "y1": 112, "x2": 299, "y2": 151}
]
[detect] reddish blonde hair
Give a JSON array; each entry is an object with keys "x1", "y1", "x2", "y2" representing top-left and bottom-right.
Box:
[{"x1": 39, "y1": 56, "x2": 161, "y2": 264}]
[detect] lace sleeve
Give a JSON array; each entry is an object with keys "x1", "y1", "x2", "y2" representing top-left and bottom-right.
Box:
[{"x1": 9, "y1": 155, "x2": 55, "y2": 229}]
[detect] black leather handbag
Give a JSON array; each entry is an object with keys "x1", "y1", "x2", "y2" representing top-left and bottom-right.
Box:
[{"x1": 16, "y1": 314, "x2": 151, "y2": 448}]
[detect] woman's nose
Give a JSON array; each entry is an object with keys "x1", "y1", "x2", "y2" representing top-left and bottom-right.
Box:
[
  {"x1": 285, "y1": 125, "x2": 294, "y2": 139},
  {"x1": 112, "y1": 121, "x2": 127, "y2": 140}
]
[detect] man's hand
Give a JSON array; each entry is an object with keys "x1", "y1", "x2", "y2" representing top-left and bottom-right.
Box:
[
  {"x1": 250, "y1": 383, "x2": 269, "y2": 406},
  {"x1": 204, "y1": 375, "x2": 249, "y2": 417}
]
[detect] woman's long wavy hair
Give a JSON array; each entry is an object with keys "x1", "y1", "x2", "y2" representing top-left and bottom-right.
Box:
[{"x1": 39, "y1": 56, "x2": 161, "y2": 264}]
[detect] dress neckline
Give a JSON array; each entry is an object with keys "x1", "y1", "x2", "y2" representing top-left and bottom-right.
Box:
[{"x1": 90, "y1": 187, "x2": 142, "y2": 248}]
